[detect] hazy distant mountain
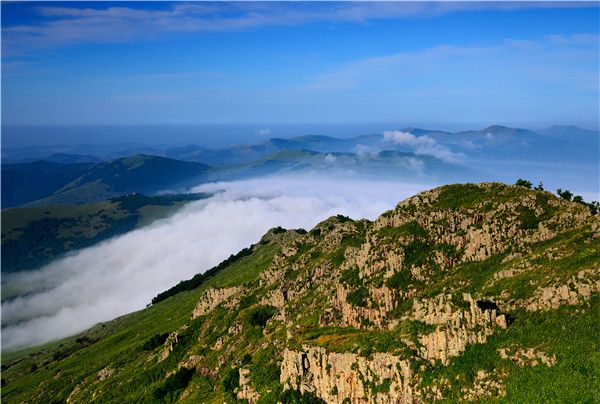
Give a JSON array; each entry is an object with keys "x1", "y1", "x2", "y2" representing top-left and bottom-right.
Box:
[
  {"x1": 215, "y1": 148, "x2": 470, "y2": 183},
  {"x1": 1, "y1": 143, "x2": 166, "y2": 164},
  {"x1": 1, "y1": 161, "x2": 95, "y2": 207},
  {"x1": 537, "y1": 125, "x2": 600, "y2": 141},
  {"x1": 42, "y1": 153, "x2": 103, "y2": 164},
  {"x1": 27, "y1": 155, "x2": 210, "y2": 206}
]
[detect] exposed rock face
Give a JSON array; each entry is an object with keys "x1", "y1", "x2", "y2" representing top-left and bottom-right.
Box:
[
  {"x1": 280, "y1": 346, "x2": 415, "y2": 403},
  {"x1": 192, "y1": 286, "x2": 243, "y2": 318},
  {"x1": 97, "y1": 367, "x2": 114, "y2": 381},
  {"x1": 237, "y1": 368, "x2": 260, "y2": 403},
  {"x1": 461, "y1": 370, "x2": 506, "y2": 401},
  {"x1": 417, "y1": 294, "x2": 507, "y2": 364},
  {"x1": 498, "y1": 347, "x2": 556, "y2": 367},
  {"x1": 159, "y1": 326, "x2": 187, "y2": 361},
  {"x1": 519, "y1": 268, "x2": 600, "y2": 311},
  {"x1": 411, "y1": 294, "x2": 456, "y2": 325},
  {"x1": 331, "y1": 284, "x2": 389, "y2": 329}
]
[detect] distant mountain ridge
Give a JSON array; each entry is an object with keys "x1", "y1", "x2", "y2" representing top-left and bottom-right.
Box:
[{"x1": 2, "y1": 155, "x2": 210, "y2": 207}]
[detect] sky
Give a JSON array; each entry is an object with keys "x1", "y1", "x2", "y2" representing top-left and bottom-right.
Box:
[{"x1": 1, "y1": 1, "x2": 599, "y2": 129}]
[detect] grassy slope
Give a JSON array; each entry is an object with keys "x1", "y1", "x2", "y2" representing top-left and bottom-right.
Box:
[
  {"x1": 1, "y1": 193, "x2": 209, "y2": 274},
  {"x1": 34, "y1": 155, "x2": 210, "y2": 206},
  {"x1": 1, "y1": 183, "x2": 598, "y2": 403},
  {"x1": 0, "y1": 240, "x2": 281, "y2": 403}
]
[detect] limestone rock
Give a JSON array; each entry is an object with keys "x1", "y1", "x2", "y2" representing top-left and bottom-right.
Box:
[{"x1": 192, "y1": 286, "x2": 243, "y2": 318}]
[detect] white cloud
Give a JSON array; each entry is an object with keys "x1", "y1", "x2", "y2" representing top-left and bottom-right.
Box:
[
  {"x1": 1, "y1": 176, "x2": 430, "y2": 350},
  {"x1": 354, "y1": 144, "x2": 380, "y2": 160},
  {"x1": 3, "y1": 3, "x2": 596, "y2": 54},
  {"x1": 383, "y1": 130, "x2": 462, "y2": 163},
  {"x1": 324, "y1": 153, "x2": 337, "y2": 163}
]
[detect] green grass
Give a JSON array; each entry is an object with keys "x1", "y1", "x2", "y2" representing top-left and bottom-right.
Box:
[
  {"x1": 1, "y1": 193, "x2": 209, "y2": 274},
  {"x1": 419, "y1": 295, "x2": 600, "y2": 402},
  {"x1": 207, "y1": 243, "x2": 278, "y2": 288},
  {"x1": 1, "y1": 287, "x2": 202, "y2": 403},
  {"x1": 2, "y1": 183, "x2": 597, "y2": 403}
]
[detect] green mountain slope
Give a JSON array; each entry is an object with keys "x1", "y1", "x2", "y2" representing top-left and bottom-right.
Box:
[
  {"x1": 1, "y1": 161, "x2": 95, "y2": 207},
  {"x1": 1, "y1": 183, "x2": 599, "y2": 403},
  {"x1": 29, "y1": 155, "x2": 210, "y2": 206},
  {"x1": 1, "y1": 193, "x2": 209, "y2": 274}
]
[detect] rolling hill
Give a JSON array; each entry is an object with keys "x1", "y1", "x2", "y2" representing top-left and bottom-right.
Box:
[
  {"x1": 2, "y1": 183, "x2": 598, "y2": 402},
  {"x1": 1, "y1": 161, "x2": 95, "y2": 207},
  {"x1": 25, "y1": 155, "x2": 211, "y2": 206},
  {"x1": 1, "y1": 193, "x2": 211, "y2": 274}
]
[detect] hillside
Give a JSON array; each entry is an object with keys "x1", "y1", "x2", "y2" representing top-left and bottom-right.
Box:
[
  {"x1": 1, "y1": 161, "x2": 94, "y2": 207},
  {"x1": 1, "y1": 183, "x2": 599, "y2": 403},
  {"x1": 28, "y1": 155, "x2": 210, "y2": 206},
  {"x1": 215, "y1": 149, "x2": 469, "y2": 182},
  {"x1": 1, "y1": 193, "x2": 210, "y2": 274}
]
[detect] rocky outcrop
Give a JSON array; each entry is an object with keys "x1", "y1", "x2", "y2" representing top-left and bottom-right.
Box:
[
  {"x1": 236, "y1": 368, "x2": 260, "y2": 403},
  {"x1": 461, "y1": 370, "x2": 506, "y2": 401},
  {"x1": 331, "y1": 284, "x2": 388, "y2": 329},
  {"x1": 159, "y1": 326, "x2": 187, "y2": 361},
  {"x1": 498, "y1": 347, "x2": 556, "y2": 367},
  {"x1": 519, "y1": 268, "x2": 600, "y2": 311},
  {"x1": 192, "y1": 286, "x2": 243, "y2": 318},
  {"x1": 417, "y1": 294, "x2": 507, "y2": 364},
  {"x1": 97, "y1": 367, "x2": 114, "y2": 381},
  {"x1": 280, "y1": 346, "x2": 415, "y2": 403}
]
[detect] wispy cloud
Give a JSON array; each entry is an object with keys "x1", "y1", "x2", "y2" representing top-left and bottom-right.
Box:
[
  {"x1": 2, "y1": 2, "x2": 596, "y2": 53},
  {"x1": 300, "y1": 34, "x2": 599, "y2": 94}
]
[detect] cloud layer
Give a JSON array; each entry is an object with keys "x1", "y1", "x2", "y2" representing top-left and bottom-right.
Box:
[
  {"x1": 1, "y1": 176, "x2": 430, "y2": 350},
  {"x1": 383, "y1": 130, "x2": 462, "y2": 163}
]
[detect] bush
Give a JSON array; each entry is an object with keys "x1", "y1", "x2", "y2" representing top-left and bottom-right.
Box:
[
  {"x1": 151, "y1": 244, "x2": 255, "y2": 304},
  {"x1": 515, "y1": 179, "x2": 532, "y2": 189},
  {"x1": 340, "y1": 267, "x2": 361, "y2": 288},
  {"x1": 222, "y1": 367, "x2": 239, "y2": 398},
  {"x1": 248, "y1": 305, "x2": 277, "y2": 328},
  {"x1": 153, "y1": 367, "x2": 195, "y2": 400},
  {"x1": 142, "y1": 333, "x2": 169, "y2": 351},
  {"x1": 281, "y1": 389, "x2": 326, "y2": 403},
  {"x1": 557, "y1": 188, "x2": 573, "y2": 201},
  {"x1": 346, "y1": 286, "x2": 369, "y2": 307},
  {"x1": 519, "y1": 207, "x2": 540, "y2": 230},
  {"x1": 387, "y1": 270, "x2": 416, "y2": 289}
]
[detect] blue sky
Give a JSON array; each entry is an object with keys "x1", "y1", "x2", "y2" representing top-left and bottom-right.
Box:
[{"x1": 2, "y1": 1, "x2": 599, "y2": 128}]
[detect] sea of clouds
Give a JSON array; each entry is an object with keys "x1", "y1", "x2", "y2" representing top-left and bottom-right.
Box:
[{"x1": 1, "y1": 175, "x2": 431, "y2": 350}]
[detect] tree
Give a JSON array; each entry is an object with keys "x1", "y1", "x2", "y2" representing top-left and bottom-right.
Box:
[
  {"x1": 556, "y1": 188, "x2": 573, "y2": 201},
  {"x1": 572, "y1": 195, "x2": 584, "y2": 204},
  {"x1": 515, "y1": 179, "x2": 532, "y2": 189},
  {"x1": 587, "y1": 201, "x2": 599, "y2": 215},
  {"x1": 534, "y1": 182, "x2": 544, "y2": 191}
]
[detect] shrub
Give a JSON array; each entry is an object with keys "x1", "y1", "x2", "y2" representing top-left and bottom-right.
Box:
[
  {"x1": 142, "y1": 333, "x2": 169, "y2": 351},
  {"x1": 346, "y1": 286, "x2": 369, "y2": 307},
  {"x1": 222, "y1": 367, "x2": 239, "y2": 399},
  {"x1": 519, "y1": 207, "x2": 540, "y2": 230},
  {"x1": 557, "y1": 188, "x2": 573, "y2": 201},
  {"x1": 340, "y1": 267, "x2": 361, "y2": 288},
  {"x1": 387, "y1": 270, "x2": 416, "y2": 289},
  {"x1": 515, "y1": 179, "x2": 532, "y2": 189},
  {"x1": 153, "y1": 367, "x2": 195, "y2": 400},
  {"x1": 281, "y1": 389, "x2": 326, "y2": 403},
  {"x1": 248, "y1": 305, "x2": 277, "y2": 328}
]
